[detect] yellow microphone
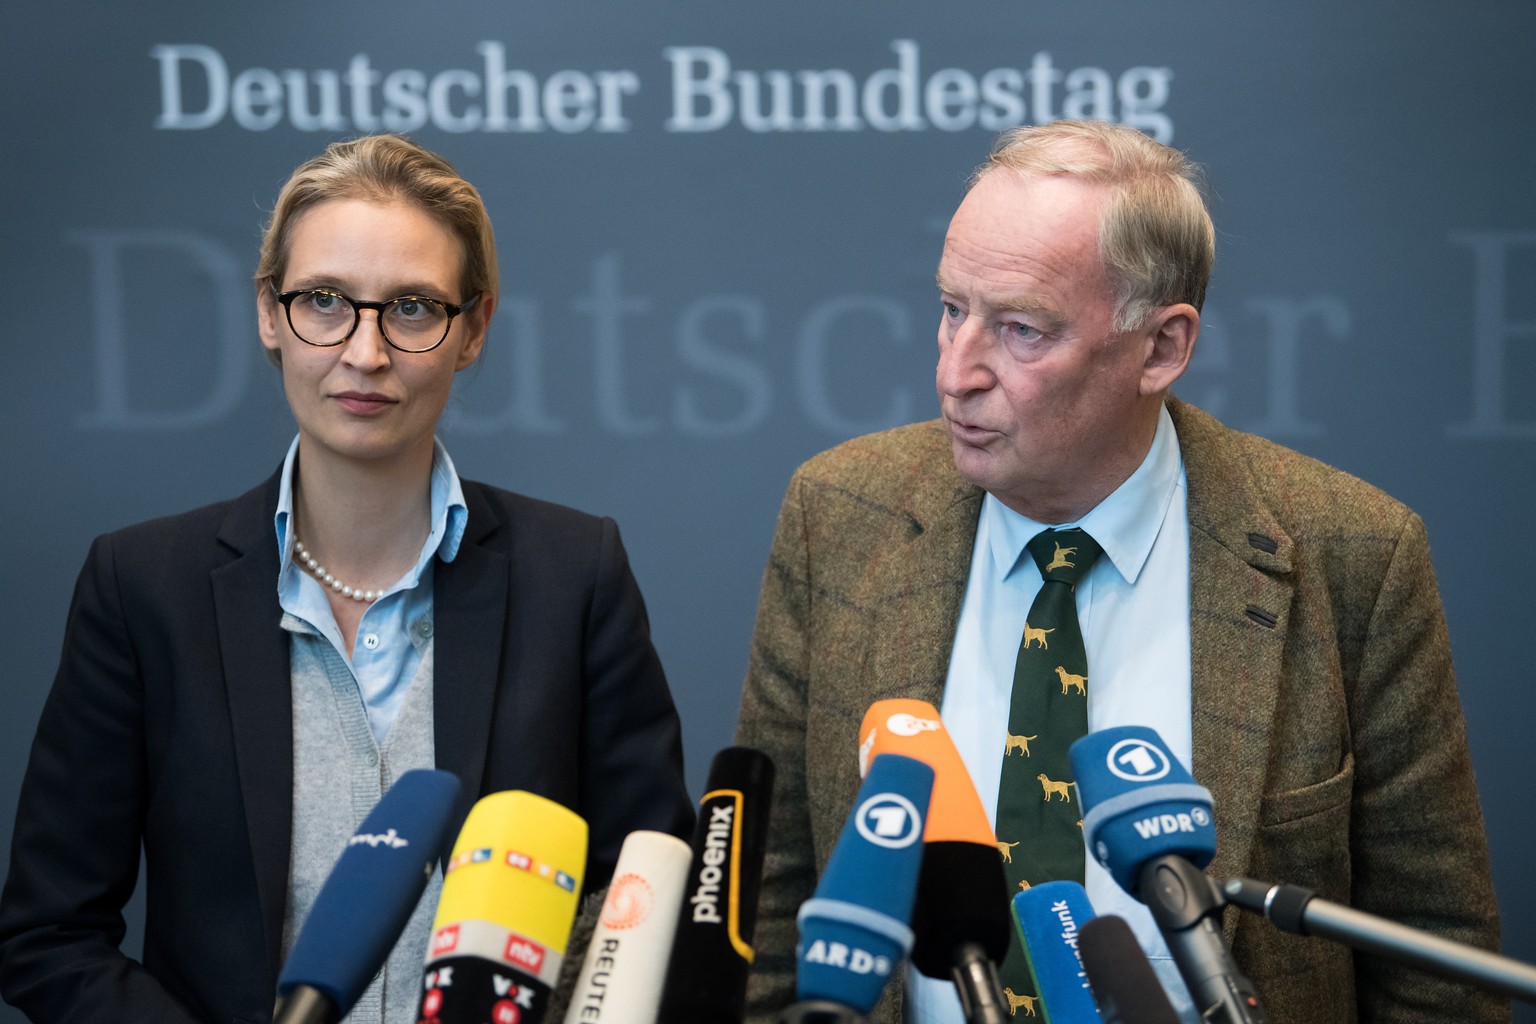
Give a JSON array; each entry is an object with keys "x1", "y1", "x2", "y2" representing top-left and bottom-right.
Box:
[{"x1": 417, "y1": 791, "x2": 587, "y2": 1024}]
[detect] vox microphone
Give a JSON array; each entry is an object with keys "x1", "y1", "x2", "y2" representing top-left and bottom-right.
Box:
[
  {"x1": 274, "y1": 769, "x2": 461, "y2": 1024},
  {"x1": 1070, "y1": 726, "x2": 1268, "y2": 1024},
  {"x1": 561, "y1": 830, "x2": 694, "y2": 1024},
  {"x1": 1222, "y1": 877, "x2": 1536, "y2": 1004},
  {"x1": 656, "y1": 745, "x2": 776, "y2": 1023},
  {"x1": 1078, "y1": 916, "x2": 1181, "y2": 1024},
  {"x1": 859, "y1": 700, "x2": 1010, "y2": 1024},
  {"x1": 416, "y1": 790, "x2": 587, "y2": 1024}
]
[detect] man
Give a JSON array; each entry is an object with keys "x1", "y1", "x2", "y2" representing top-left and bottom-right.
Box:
[{"x1": 735, "y1": 120, "x2": 1504, "y2": 1024}]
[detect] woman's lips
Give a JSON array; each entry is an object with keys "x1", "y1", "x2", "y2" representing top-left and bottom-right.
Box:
[{"x1": 333, "y1": 392, "x2": 396, "y2": 415}]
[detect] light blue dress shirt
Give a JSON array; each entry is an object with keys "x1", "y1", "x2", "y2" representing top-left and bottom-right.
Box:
[
  {"x1": 906, "y1": 404, "x2": 1197, "y2": 1023},
  {"x1": 272, "y1": 436, "x2": 469, "y2": 745}
]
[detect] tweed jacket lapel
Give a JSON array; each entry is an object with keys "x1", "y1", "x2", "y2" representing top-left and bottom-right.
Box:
[
  {"x1": 1169, "y1": 398, "x2": 1296, "y2": 939},
  {"x1": 212, "y1": 470, "x2": 294, "y2": 984}
]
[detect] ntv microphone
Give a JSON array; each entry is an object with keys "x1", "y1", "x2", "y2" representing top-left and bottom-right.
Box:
[
  {"x1": 561, "y1": 830, "x2": 694, "y2": 1024},
  {"x1": 656, "y1": 745, "x2": 775, "y2": 1023},
  {"x1": 1011, "y1": 881, "x2": 1101, "y2": 1023},
  {"x1": 417, "y1": 790, "x2": 587, "y2": 1024},
  {"x1": 1070, "y1": 726, "x2": 1269, "y2": 1024},
  {"x1": 1078, "y1": 915, "x2": 1181, "y2": 1024},
  {"x1": 859, "y1": 700, "x2": 1010, "y2": 1024},
  {"x1": 781, "y1": 752, "x2": 934, "y2": 1024},
  {"x1": 274, "y1": 769, "x2": 462, "y2": 1024}
]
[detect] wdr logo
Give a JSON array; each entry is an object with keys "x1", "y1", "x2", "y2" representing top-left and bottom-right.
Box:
[
  {"x1": 1106, "y1": 738, "x2": 1171, "y2": 782},
  {"x1": 854, "y1": 793, "x2": 923, "y2": 849}
]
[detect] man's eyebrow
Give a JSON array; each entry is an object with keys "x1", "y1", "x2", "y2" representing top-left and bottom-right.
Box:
[{"x1": 935, "y1": 272, "x2": 1067, "y2": 331}]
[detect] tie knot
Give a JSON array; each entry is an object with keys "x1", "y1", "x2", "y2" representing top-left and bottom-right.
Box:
[{"x1": 1026, "y1": 528, "x2": 1103, "y2": 585}]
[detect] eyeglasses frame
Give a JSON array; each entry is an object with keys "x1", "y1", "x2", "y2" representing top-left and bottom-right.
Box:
[{"x1": 269, "y1": 281, "x2": 482, "y2": 353}]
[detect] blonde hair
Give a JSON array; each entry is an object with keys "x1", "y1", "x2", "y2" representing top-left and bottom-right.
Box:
[
  {"x1": 255, "y1": 134, "x2": 497, "y2": 303},
  {"x1": 976, "y1": 120, "x2": 1214, "y2": 331}
]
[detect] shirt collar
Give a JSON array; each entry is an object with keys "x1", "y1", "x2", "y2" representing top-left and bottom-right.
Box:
[
  {"x1": 273, "y1": 435, "x2": 469, "y2": 573},
  {"x1": 983, "y1": 403, "x2": 1183, "y2": 587}
]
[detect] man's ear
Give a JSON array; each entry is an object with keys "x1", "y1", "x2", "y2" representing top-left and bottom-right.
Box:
[{"x1": 1139, "y1": 303, "x2": 1199, "y2": 397}]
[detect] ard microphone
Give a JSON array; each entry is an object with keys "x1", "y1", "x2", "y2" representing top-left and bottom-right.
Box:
[
  {"x1": 656, "y1": 745, "x2": 775, "y2": 1023},
  {"x1": 274, "y1": 769, "x2": 461, "y2": 1024},
  {"x1": 1010, "y1": 882, "x2": 1101, "y2": 1023},
  {"x1": 787, "y1": 753, "x2": 934, "y2": 1022},
  {"x1": 859, "y1": 700, "x2": 1009, "y2": 1024},
  {"x1": 1070, "y1": 727, "x2": 1268, "y2": 1024},
  {"x1": 417, "y1": 790, "x2": 587, "y2": 1024},
  {"x1": 1078, "y1": 916, "x2": 1180, "y2": 1024},
  {"x1": 1222, "y1": 877, "x2": 1536, "y2": 1004},
  {"x1": 561, "y1": 830, "x2": 693, "y2": 1024}
]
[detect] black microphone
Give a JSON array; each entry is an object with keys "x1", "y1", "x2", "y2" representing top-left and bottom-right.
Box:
[
  {"x1": 1222, "y1": 877, "x2": 1536, "y2": 1004},
  {"x1": 656, "y1": 746, "x2": 776, "y2": 1023},
  {"x1": 273, "y1": 769, "x2": 461, "y2": 1024},
  {"x1": 1069, "y1": 727, "x2": 1269, "y2": 1024},
  {"x1": 1078, "y1": 915, "x2": 1181, "y2": 1024}
]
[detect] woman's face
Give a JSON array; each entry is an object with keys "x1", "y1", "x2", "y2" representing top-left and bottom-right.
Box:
[{"x1": 257, "y1": 197, "x2": 491, "y2": 474}]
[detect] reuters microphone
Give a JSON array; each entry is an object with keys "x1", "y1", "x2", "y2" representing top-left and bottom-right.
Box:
[
  {"x1": 657, "y1": 745, "x2": 775, "y2": 1023},
  {"x1": 561, "y1": 830, "x2": 693, "y2": 1024},
  {"x1": 859, "y1": 700, "x2": 1010, "y2": 1024},
  {"x1": 274, "y1": 769, "x2": 461, "y2": 1024},
  {"x1": 417, "y1": 790, "x2": 587, "y2": 1024},
  {"x1": 1070, "y1": 726, "x2": 1268, "y2": 1024},
  {"x1": 782, "y1": 752, "x2": 934, "y2": 1023}
]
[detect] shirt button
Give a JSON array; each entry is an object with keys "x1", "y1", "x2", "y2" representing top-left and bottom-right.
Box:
[
  {"x1": 415, "y1": 620, "x2": 434, "y2": 640},
  {"x1": 362, "y1": 633, "x2": 380, "y2": 651},
  {"x1": 367, "y1": 752, "x2": 378, "y2": 766}
]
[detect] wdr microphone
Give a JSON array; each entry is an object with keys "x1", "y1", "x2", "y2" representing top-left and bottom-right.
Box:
[
  {"x1": 1078, "y1": 916, "x2": 1180, "y2": 1024},
  {"x1": 656, "y1": 746, "x2": 775, "y2": 1023},
  {"x1": 561, "y1": 830, "x2": 693, "y2": 1024},
  {"x1": 859, "y1": 700, "x2": 1010, "y2": 1024},
  {"x1": 788, "y1": 753, "x2": 934, "y2": 1021},
  {"x1": 417, "y1": 790, "x2": 587, "y2": 1024},
  {"x1": 1010, "y1": 882, "x2": 1101, "y2": 1023},
  {"x1": 1070, "y1": 727, "x2": 1268, "y2": 1024},
  {"x1": 274, "y1": 769, "x2": 461, "y2": 1024}
]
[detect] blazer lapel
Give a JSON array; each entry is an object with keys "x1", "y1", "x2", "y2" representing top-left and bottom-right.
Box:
[
  {"x1": 1171, "y1": 399, "x2": 1295, "y2": 941},
  {"x1": 432, "y1": 482, "x2": 509, "y2": 811},
  {"x1": 212, "y1": 472, "x2": 294, "y2": 984}
]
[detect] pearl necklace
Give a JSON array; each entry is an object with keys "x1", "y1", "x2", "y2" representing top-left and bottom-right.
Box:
[{"x1": 292, "y1": 537, "x2": 381, "y2": 603}]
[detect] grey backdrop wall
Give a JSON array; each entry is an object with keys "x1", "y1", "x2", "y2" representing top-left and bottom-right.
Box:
[{"x1": 4, "y1": 2, "x2": 1534, "y2": 1019}]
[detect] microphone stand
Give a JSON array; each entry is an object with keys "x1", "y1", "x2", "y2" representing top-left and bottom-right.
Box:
[
  {"x1": 779, "y1": 1001, "x2": 865, "y2": 1023},
  {"x1": 1139, "y1": 857, "x2": 1268, "y2": 1024},
  {"x1": 950, "y1": 941, "x2": 1009, "y2": 1024}
]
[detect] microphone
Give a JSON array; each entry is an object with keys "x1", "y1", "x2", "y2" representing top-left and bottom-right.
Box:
[
  {"x1": 858, "y1": 700, "x2": 1010, "y2": 1024},
  {"x1": 560, "y1": 830, "x2": 694, "y2": 1024},
  {"x1": 1010, "y1": 881, "x2": 1101, "y2": 1023},
  {"x1": 1222, "y1": 877, "x2": 1536, "y2": 1004},
  {"x1": 1078, "y1": 915, "x2": 1181, "y2": 1024},
  {"x1": 656, "y1": 746, "x2": 776, "y2": 1023},
  {"x1": 417, "y1": 790, "x2": 587, "y2": 1024},
  {"x1": 274, "y1": 769, "x2": 462, "y2": 1024},
  {"x1": 1070, "y1": 726, "x2": 1268, "y2": 1024},
  {"x1": 783, "y1": 752, "x2": 934, "y2": 1023}
]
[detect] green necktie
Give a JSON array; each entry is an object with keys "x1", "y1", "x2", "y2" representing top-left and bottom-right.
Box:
[{"x1": 993, "y1": 527, "x2": 1103, "y2": 1000}]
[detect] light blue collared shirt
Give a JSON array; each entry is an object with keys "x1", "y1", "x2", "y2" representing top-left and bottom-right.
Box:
[
  {"x1": 907, "y1": 404, "x2": 1197, "y2": 1023},
  {"x1": 273, "y1": 436, "x2": 469, "y2": 745}
]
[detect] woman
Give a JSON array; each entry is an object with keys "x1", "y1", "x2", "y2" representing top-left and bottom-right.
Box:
[{"x1": 0, "y1": 135, "x2": 695, "y2": 1024}]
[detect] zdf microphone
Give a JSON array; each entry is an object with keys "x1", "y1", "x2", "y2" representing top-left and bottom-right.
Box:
[
  {"x1": 274, "y1": 768, "x2": 461, "y2": 1024},
  {"x1": 417, "y1": 790, "x2": 587, "y2": 1024}
]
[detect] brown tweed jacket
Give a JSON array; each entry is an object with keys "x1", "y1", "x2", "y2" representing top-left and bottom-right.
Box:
[{"x1": 735, "y1": 397, "x2": 1505, "y2": 1024}]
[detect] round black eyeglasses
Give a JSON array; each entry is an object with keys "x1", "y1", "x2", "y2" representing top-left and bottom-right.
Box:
[{"x1": 271, "y1": 284, "x2": 481, "y2": 353}]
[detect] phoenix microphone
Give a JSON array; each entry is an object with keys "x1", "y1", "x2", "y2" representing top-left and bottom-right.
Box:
[
  {"x1": 561, "y1": 830, "x2": 694, "y2": 1024},
  {"x1": 1222, "y1": 877, "x2": 1536, "y2": 1004},
  {"x1": 1078, "y1": 916, "x2": 1181, "y2": 1024},
  {"x1": 782, "y1": 752, "x2": 934, "y2": 1023},
  {"x1": 274, "y1": 769, "x2": 461, "y2": 1024},
  {"x1": 1070, "y1": 726, "x2": 1268, "y2": 1024},
  {"x1": 1010, "y1": 881, "x2": 1101, "y2": 1023},
  {"x1": 656, "y1": 745, "x2": 775, "y2": 1023},
  {"x1": 859, "y1": 700, "x2": 1009, "y2": 1024},
  {"x1": 416, "y1": 790, "x2": 587, "y2": 1024}
]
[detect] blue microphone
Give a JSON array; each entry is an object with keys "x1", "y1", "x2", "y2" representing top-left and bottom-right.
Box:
[
  {"x1": 787, "y1": 753, "x2": 934, "y2": 1021},
  {"x1": 274, "y1": 769, "x2": 462, "y2": 1024},
  {"x1": 1069, "y1": 726, "x2": 1215, "y2": 897},
  {"x1": 1010, "y1": 881, "x2": 1102, "y2": 1023},
  {"x1": 1069, "y1": 727, "x2": 1268, "y2": 1024}
]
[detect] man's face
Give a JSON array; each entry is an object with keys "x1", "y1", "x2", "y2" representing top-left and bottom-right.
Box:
[{"x1": 935, "y1": 170, "x2": 1164, "y2": 523}]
